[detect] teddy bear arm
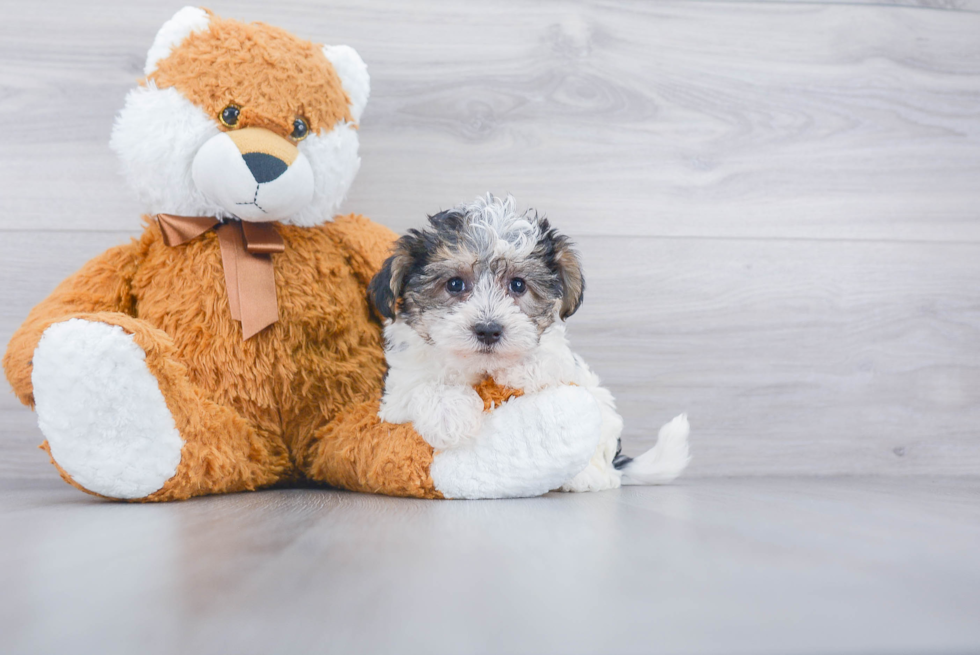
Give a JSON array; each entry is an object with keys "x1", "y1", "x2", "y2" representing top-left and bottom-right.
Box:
[
  {"x1": 3, "y1": 242, "x2": 143, "y2": 406},
  {"x1": 324, "y1": 213, "x2": 399, "y2": 292},
  {"x1": 300, "y1": 399, "x2": 444, "y2": 499}
]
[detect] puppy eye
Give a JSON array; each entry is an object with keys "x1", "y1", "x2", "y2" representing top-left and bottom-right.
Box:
[
  {"x1": 291, "y1": 117, "x2": 309, "y2": 141},
  {"x1": 446, "y1": 277, "x2": 466, "y2": 294},
  {"x1": 219, "y1": 105, "x2": 241, "y2": 128},
  {"x1": 509, "y1": 278, "x2": 527, "y2": 295}
]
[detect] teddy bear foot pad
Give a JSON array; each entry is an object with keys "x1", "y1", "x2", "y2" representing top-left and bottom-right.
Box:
[{"x1": 32, "y1": 319, "x2": 183, "y2": 499}]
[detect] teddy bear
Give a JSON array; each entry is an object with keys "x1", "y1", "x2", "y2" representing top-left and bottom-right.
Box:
[{"x1": 2, "y1": 7, "x2": 602, "y2": 501}]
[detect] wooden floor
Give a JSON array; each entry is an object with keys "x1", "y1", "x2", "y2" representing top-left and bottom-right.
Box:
[
  {"x1": 1, "y1": 477, "x2": 978, "y2": 655},
  {"x1": 1, "y1": 1, "x2": 979, "y2": 653}
]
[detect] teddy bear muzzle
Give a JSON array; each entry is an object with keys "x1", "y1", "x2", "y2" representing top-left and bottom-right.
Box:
[{"x1": 191, "y1": 126, "x2": 315, "y2": 222}]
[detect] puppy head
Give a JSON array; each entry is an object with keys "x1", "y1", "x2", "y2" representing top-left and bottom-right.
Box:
[{"x1": 370, "y1": 194, "x2": 584, "y2": 361}]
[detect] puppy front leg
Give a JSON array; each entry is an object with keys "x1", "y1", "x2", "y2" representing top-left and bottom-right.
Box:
[
  {"x1": 381, "y1": 383, "x2": 484, "y2": 451},
  {"x1": 429, "y1": 386, "x2": 602, "y2": 499}
]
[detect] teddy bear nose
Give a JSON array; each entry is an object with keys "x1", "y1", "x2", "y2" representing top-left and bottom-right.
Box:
[{"x1": 242, "y1": 152, "x2": 289, "y2": 184}]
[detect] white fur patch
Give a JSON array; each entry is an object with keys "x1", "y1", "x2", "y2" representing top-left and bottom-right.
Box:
[
  {"x1": 380, "y1": 380, "x2": 485, "y2": 450},
  {"x1": 429, "y1": 386, "x2": 601, "y2": 499},
  {"x1": 110, "y1": 83, "x2": 227, "y2": 219},
  {"x1": 191, "y1": 132, "x2": 315, "y2": 222},
  {"x1": 463, "y1": 194, "x2": 541, "y2": 260},
  {"x1": 110, "y1": 82, "x2": 361, "y2": 226},
  {"x1": 560, "y1": 384, "x2": 624, "y2": 492},
  {"x1": 144, "y1": 6, "x2": 211, "y2": 76},
  {"x1": 620, "y1": 414, "x2": 692, "y2": 485},
  {"x1": 287, "y1": 122, "x2": 361, "y2": 226},
  {"x1": 322, "y1": 45, "x2": 370, "y2": 124},
  {"x1": 32, "y1": 319, "x2": 184, "y2": 499}
]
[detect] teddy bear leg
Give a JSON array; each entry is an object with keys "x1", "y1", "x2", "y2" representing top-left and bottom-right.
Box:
[
  {"x1": 32, "y1": 318, "x2": 290, "y2": 501},
  {"x1": 301, "y1": 386, "x2": 604, "y2": 500}
]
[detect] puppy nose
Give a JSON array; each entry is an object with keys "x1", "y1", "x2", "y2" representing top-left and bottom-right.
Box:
[
  {"x1": 474, "y1": 322, "x2": 504, "y2": 345},
  {"x1": 242, "y1": 152, "x2": 288, "y2": 183}
]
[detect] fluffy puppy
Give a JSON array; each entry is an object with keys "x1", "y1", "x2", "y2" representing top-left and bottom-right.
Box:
[{"x1": 370, "y1": 194, "x2": 690, "y2": 492}]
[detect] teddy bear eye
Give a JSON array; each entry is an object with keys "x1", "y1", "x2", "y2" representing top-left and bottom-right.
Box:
[
  {"x1": 219, "y1": 105, "x2": 241, "y2": 128},
  {"x1": 291, "y1": 117, "x2": 309, "y2": 141}
]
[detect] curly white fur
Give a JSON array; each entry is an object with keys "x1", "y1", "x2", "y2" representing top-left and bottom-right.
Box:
[{"x1": 379, "y1": 195, "x2": 691, "y2": 494}]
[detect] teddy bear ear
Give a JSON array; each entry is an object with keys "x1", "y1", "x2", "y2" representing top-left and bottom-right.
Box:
[
  {"x1": 322, "y1": 45, "x2": 370, "y2": 124},
  {"x1": 144, "y1": 6, "x2": 212, "y2": 76}
]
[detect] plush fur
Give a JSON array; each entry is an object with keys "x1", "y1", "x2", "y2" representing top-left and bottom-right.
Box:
[
  {"x1": 111, "y1": 10, "x2": 363, "y2": 225},
  {"x1": 3, "y1": 9, "x2": 608, "y2": 501},
  {"x1": 33, "y1": 319, "x2": 184, "y2": 499},
  {"x1": 373, "y1": 195, "x2": 691, "y2": 493}
]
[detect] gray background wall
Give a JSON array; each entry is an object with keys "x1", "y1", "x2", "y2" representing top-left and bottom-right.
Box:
[{"x1": 2, "y1": 0, "x2": 979, "y2": 481}]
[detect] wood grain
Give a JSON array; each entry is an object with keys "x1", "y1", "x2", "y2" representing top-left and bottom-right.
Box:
[
  {"x1": 1, "y1": 1, "x2": 979, "y2": 241},
  {"x1": 1, "y1": 478, "x2": 979, "y2": 654}
]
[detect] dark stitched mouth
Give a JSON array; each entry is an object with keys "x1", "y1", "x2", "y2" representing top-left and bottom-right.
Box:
[{"x1": 235, "y1": 185, "x2": 267, "y2": 214}]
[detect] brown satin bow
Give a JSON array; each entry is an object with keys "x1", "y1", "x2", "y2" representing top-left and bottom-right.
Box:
[{"x1": 156, "y1": 213, "x2": 285, "y2": 340}]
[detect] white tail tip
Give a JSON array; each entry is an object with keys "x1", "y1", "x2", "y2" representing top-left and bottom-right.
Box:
[{"x1": 621, "y1": 414, "x2": 691, "y2": 486}]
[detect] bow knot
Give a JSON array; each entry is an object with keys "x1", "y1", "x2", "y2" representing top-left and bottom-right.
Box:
[{"x1": 156, "y1": 213, "x2": 284, "y2": 340}]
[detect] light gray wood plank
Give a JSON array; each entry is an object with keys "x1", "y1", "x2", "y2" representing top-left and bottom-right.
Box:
[
  {"x1": 735, "y1": 0, "x2": 980, "y2": 10},
  {"x1": 765, "y1": 0, "x2": 980, "y2": 10},
  {"x1": 1, "y1": 478, "x2": 978, "y2": 654},
  {"x1": 1, "y1": 1, "x2": 979, "y2": 241},
  {"x1": 570, "y1": 236, "x2": 980, "y2": 476},
  {"x1": 3, "y1": 231, "x2": 978, "y2": 477},
  {"x1": 0, "y1": 408, "x2": 47, "y2": 481}
]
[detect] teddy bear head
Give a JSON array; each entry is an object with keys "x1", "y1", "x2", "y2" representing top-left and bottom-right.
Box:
[{"x1": 110, "y1": 7, "x2": 369, "y2": 226}]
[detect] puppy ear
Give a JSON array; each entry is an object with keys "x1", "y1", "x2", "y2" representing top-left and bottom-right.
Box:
[
  {"x1": 536, "y1": 218, "x2": 585, "y2": 320},
  {"x1": 556, "y1": 242, "x2": 585, "y2": 320},
  {"x1": 369, "y1": 253, "x2": 406, "y2": 320},
  {"x1": 428, "y1": 209, "x2": 465, "y2": 236},
  {"x1": 368, "y1": 232, "x2": 423, "y2": 319}
]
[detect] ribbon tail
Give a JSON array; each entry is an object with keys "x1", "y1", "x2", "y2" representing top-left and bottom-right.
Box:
[
  {"x1": 237, "y1": 248, "x2": 279, "y2": 340},
  {"x1": 157, "y1": 214, "x2": 220, "y2": 246},
  {"x1": 217, "y1": 221, "x2": 279, "y2": 340},
  {"x1": 216, "y1": 223, "x2": 243, "y2": 322}
]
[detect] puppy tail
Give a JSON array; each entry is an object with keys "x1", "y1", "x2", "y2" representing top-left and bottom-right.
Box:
[{"x1": 616, "y1": 414, "x2": 691, "y2": 485}]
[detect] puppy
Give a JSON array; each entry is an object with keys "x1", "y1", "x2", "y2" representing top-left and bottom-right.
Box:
[{"x1": 369, "y1": 194, "x2": 690, "y2": 492}]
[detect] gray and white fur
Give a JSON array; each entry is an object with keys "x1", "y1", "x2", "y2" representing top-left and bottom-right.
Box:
[{"x1": 370, "y1": 194, "x2": 690, "y2": 491}]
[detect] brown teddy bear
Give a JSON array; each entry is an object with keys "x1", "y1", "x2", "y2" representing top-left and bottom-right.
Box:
[{"x1": 2, "y1": 7, "x2": 602, "y2": 501}]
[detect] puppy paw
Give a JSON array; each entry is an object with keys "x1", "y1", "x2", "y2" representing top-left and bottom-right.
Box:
[
  {"x1": 560, "y1": 459, "x2": 622, "y2": 493},
  {"x1": 411, "y1": 385, "x2": 485, "y2": 451}
]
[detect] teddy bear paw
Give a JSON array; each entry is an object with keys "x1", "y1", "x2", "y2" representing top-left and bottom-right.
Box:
[
  {"x1": 32, "y1": 319, "x2": 184, "y2": 499},
  {"x1": 429, "y1": 385, "x2": 602, "y2": 499}
]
